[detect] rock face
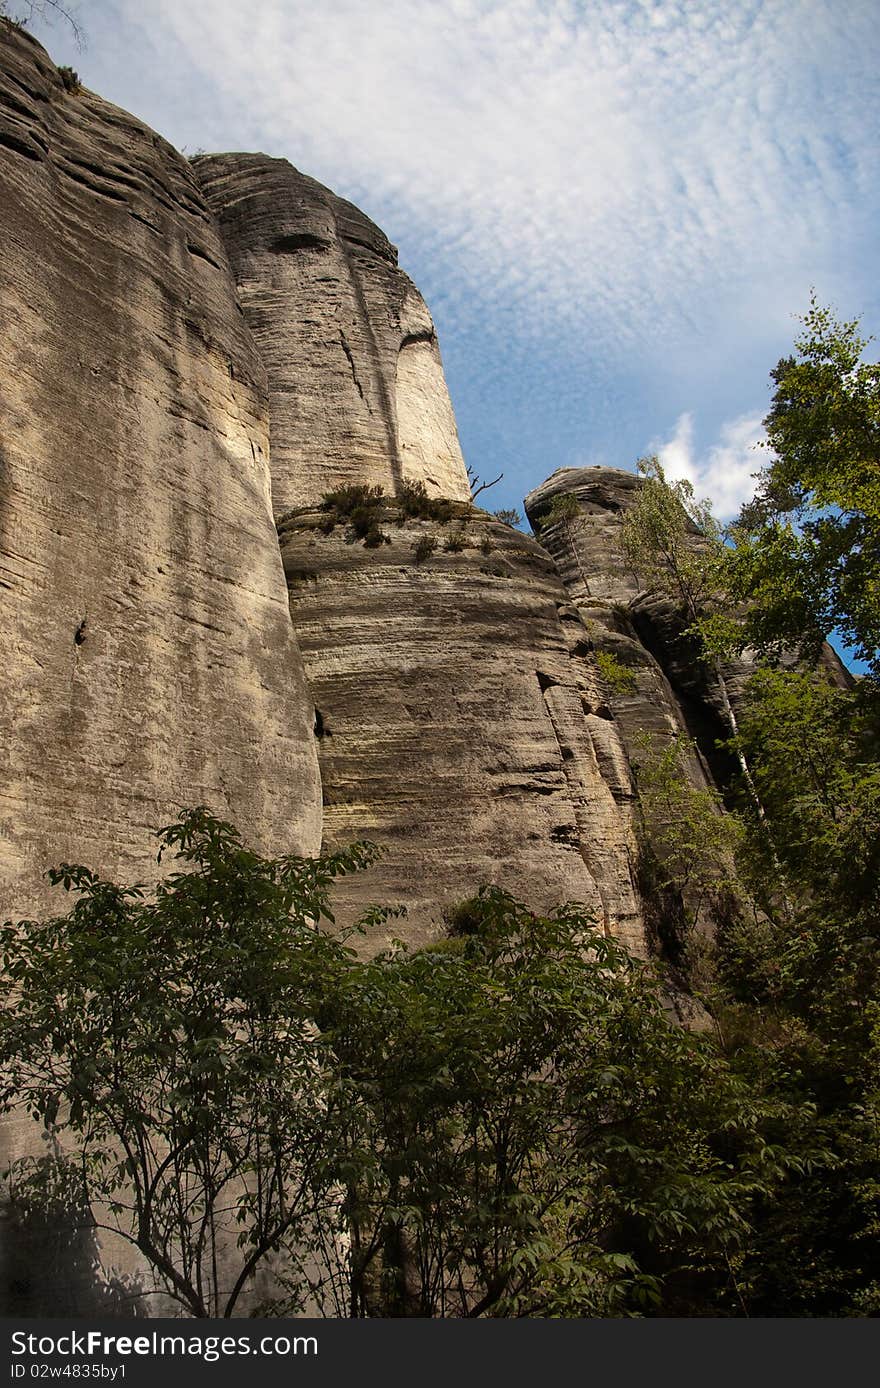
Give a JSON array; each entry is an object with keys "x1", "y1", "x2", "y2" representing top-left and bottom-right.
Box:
[
  {"x1": 192, "y1": 154, "x2": 471, "y2": 512},
  {"x1": 524, "y1": 467, "x2": 853, "y2": 794},
  {"x1": 7, "y1": 29, "x2": 835, "y2": 1318},
  {"x1": 279, "y1": 501, "x2": 644, "y2": 955},
  {"x1": 524, "y1": 469, "x2": 715, "y2": 792},
  {"x1": 0, "y1": 26, "x2": 323, "y2": 931}
]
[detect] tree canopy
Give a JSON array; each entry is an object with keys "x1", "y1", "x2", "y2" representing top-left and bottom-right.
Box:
[{"x1": 729, "y1": 297, "x2": 880, "y2": 679}]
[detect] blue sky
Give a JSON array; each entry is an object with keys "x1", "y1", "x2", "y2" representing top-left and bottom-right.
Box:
[{"x1": 28, "y1": 0, "x2": 880, "y2": 533}]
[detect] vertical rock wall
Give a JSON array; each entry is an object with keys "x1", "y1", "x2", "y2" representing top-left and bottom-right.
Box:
[
  {"x1": 524, "y1": 467, "x2": 853, "y2": 790},
  {"x1": 0, "y1": 28, "x2": 323, "y2": 931},
  {"x1": 192, "y1": 154, "x2": 472, "y2": 511},
  {"x1": 280, "y1": 503, "x2": 645, "y2": 955},
  {"x1": 0, "y1": 33, "x2": 663, "y2": 1316},
  {"x1": 525, "y1": 468, "x2": 724, "y2": 791}
]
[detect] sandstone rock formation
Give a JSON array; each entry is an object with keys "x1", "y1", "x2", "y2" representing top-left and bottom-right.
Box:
[
  {"x1": 0, "y1": 25, "x2": 323, "y2": 934},
  {"x1": 192, "y1": 154, "x2": 471, "y2": 511},
  {"x1": 524, "y1": 467, "x2": 852, "y2": 793},
  {"x1": 525, "y1": 468, "x2": 714, "y2": 791},
  {"x1": 7, "y1": 26, "x2": 831, "y2": 1317},
  {"x1": 279, "y1": 499, "x2": 644, "y2": 954}
]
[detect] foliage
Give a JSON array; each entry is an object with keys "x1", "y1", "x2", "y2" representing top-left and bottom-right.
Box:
[
  {"x1": 411, "y1": 533, "x2": 436, "y2": 565},
  {"x1": 727, "y1": 297, "x2": 880, "y2": 679},
  {"x1": 493, "y1": 508, "x2": 523, "y2": 528},
  {"x1": 57, "y1": 63, "x2": 79, "y2": 91},
  {"x1": 315, "y1": 888, "x2": 809, "y2": 1317},
  {"x1": 0, "y1": 816, "x2": 824, "y2": 1319},
  {"x1": 632, "y1": 735, "x2": 746, "y2": 954},
  {"x1": 443, "y1": 529, "x2": 467, "y2": 553},
  {"x1": 0, "y1": 0, "x2": 83, "y2": 47},
  {"x1": 0, "y1": 809, "x2": 381, "y2": 1317},
  {"x1": 615, "y1": 400, "x2": 880, "y2": 1312},
  {"x1": 619, "y1": 457, "x2": 727, "y2": 629},
  {"x1": 396, "y1": 480, "x2": 454, "y2": 525},
  {"x1": 319, "y1": 484, "x2": 390, "y2": 549},
  {"x1": 709, "y1": 665, "x2": 880, "y2": 1313},
  {"x1": 534, "y1": 493, "x2": 581, "y2": 531},
  {"x1": 595, "y1": 649, "x2": 637, "y2": 696}
]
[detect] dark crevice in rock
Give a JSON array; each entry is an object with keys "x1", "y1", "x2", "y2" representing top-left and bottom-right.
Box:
[
  {"x1": 270, "y1": 232, "x2": 329, "y2": 253},
  {"x1": 342, "y1": 232, "x2": 396, "y2": 264},
  {"x1": 186, "y1": 242, "x2": 222, "y2": 270},
  {"x1": 535, "y1": 671, "x2": 558, "y2": 692},
  {"x1": 338, "y1": 329, "x2": 371, "y2": 411},
  {"x1": 130, "y1": 211, "x2": 160, "y2": 232},
  {"x1": 59, "y1": 164, "x2": 128, "y2": 202},
  {"x1": 0, "y1": 128, "x2": 45, "y2": 161},
  {"x1": 3, "y1": 68, "x2": 51, "y2": 106},
  {"x1": 60, "y1": 154, "x2": 144, "y2": 193},
  {"x1": 0, "y1": 89, "x2": 41, "y2": 121},
  {"x1": 400, "y1": 329, "x2": 436, "y2": 350}
]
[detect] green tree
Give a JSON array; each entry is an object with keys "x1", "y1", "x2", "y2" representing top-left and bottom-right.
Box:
[
  {"x1": 0, "y1": 808, "x2": 380, "y2": 1317},
  {"x1": 708, "y1": 667, "x2": 880, "y2": 1314},
  {"x1": 312, "y1": 889, "x2": 813, "y2": 1317},
  {"x1": 729, "y1": 296, "x2": 880, "y2": 680}
]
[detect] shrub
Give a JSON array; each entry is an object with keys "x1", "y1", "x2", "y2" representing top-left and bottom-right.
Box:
[
  {"x1": 397, "y1": 479, "x2": 454, "y2": 524},
  {"x1": 412, "y1": 533, "x2": 436, "y2": 565},
  {"x1": 319, "y1": 485, "x2": 390, "y2": 547},
  {"x1": 596, "y1": 650, "x2": 638, "y2": 695},
  {"x1": 493, "y1": 508, "x2": 523, "y2": 528}
]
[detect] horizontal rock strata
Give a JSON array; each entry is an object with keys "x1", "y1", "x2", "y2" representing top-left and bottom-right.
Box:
[
  {"x1": 0, "y1": 27, "x2": 322, "y2": 931},
  {"x1": 280, "y1": 501, "x2": 645, "y2": 956}
]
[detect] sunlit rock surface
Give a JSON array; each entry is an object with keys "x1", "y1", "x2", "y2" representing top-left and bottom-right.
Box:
[{"x1": 192, "y1": 153, "x2": 471, "y2": 511}]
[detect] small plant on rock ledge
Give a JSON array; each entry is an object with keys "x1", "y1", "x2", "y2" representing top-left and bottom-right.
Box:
[
  {"x1": 397, "y1": 479, "x2": 454, "y2": 525},
  {"x1": 595, "y1": 650, "x2": 638, "y2": 696},
  {"x1": 319, "y1": 484, "x2": 391, "y2": 548},
  {"x1": 412, "y1": 533, "x2": 437, "y2": 565}
]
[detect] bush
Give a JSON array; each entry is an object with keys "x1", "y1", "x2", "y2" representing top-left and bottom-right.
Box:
[
  {"x1": 596, "y1": 650, "x2": 637, "y2": 695},
  {"x1": 412, "y1": 533, "x2": 436, "y2": 565},
  {"x1": 397, "y1": 479, "x2": 454, "y2": 524},
  {"x1": 319, "y1": 485, "x2": 390, "y2": 548}
]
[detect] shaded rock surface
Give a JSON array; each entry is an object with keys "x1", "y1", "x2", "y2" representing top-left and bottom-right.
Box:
[
  {"x1": 280, "y1": 502, "x2": 645, "y2": 955},
  {"x1": 0, "y1": 26, "x2": 323, "y2": 928},
  {"x1": 192, "y1": 153, "x2": 471, "y2": 512},
  {"x1": 525, "y1": 469, "x2": 714, "y2": 791},
  {"x1": 524, "y1": 467, "x2": 852, "y2": 790}
]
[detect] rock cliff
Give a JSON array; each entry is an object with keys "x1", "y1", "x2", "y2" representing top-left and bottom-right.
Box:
[
  {"x1": 0, "y1": 27, "x2": 834, "y2": 1315},
  {"x1": 191, "y1": 153, "x2": 471, "y2": 511},
  {"x1": 0, "y1": 26, "x2": 323, "y2": 931}
]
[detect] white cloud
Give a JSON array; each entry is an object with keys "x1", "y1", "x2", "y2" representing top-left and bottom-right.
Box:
[
  {"x1": 104, "y1": 0, "x2": 878, "y2": 360},
  {"x1": 651, "y1": 410, "x2": 766, "y2": 521}
]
